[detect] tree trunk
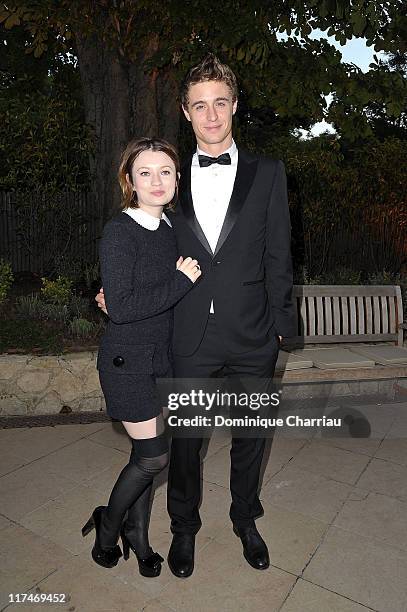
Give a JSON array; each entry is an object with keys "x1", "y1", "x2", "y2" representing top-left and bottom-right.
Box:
[
  {"x1": 157, "y1": 64, "x2": 181, "y2": 146},
  {"x1": 129, "y1": 35, "x2": 160, "y2": 138},
  {"x1": 75, "y1": 30, "x2": 129, "y2": 221},
  {"x1": 75, "y1": 31, "x2": 180, "y2": 221}
]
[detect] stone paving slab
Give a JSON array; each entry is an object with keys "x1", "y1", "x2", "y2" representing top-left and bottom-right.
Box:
[
  {"x1": 280, "y1": 579, "x2": 372, "y2": 612},
  {"x1": 374, "y1": 437, "x2": 407, "y2": 466},
  {"x1": 276, "y1": 351, "x2": 314, "y2": 371},
  {"x1": 20, "y1": 483, "x2": 108, "y2": 555},
  {"x1": 262, "y1": 464, "x2": 352, "y2": 523},
  {"x1": 0, "y1": 523, "x2": 73, "y2": 610},
  {"x1": 29, "y1": 437, "x2": 127, "y2": 485},
  {"x1": 288, "y1": 439, "x2": 371, "y2": 484},
  {"x1": 333, "y1": 491, "x2": 407, "y2": 552},
  {"x1": 0, "y1": 460, "x2": 79, "y2": 522},
  {"x1": 155, "y1": 538, "x2": 296, "y2": 612},
  {"x1": 0, "y1": 422, "x2": 106, "y2": 463},
  {"x1": 355, "y1": 457, "x2": 407, "y2": 501},
  {"x1": 350, "y1": 345, "x2": 407, "y2": 365},
  {"x1": 215, "y1": 504, "x2": 328, "y2": 577},
  {"x1": 6, "y1": 554, "x2": 149, "y2": 612},
  {"x1": 290, "y1": 348, "x2": 375, "y2": 369},
  {"x1": 303, "y1": 526, "x2": 407, "y2": 612},
  {"x1": 1, "y1": 420, "x2": 406, "y2": 611}
]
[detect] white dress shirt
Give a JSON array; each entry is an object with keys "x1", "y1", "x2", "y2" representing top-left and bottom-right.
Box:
[
  {"x1": 191, "y1": 139, "x2": 238, "y2": 312},
  {"x1": 123, "y1": 207, "x2": 172, "y2": 230}
]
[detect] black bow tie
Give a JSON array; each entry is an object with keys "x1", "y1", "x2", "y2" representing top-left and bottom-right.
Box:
[{"x1": 198, "y1": 152, "x2": 231, "y2": 167}]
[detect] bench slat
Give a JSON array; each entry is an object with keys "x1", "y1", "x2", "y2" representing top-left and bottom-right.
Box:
[
  {"x1": 332, "y1": 297, "x2": 341, "y2": 334},
  {"x1": 389, "y1": 296, "x2": 396, "y2": 333},
  {"x1": 349, "y1": 296, "x2": 357, "y2": 334},
  {"x1": 381, "y1": 296, "x2": 389, "y2": 333},
  {"x1": 324, "y1": 296, "x2": 333, "y2": 335},
  {"x1": 291, "y1": 285, "x2": 403, "y2": 346},
  {"x1": 373, "y1": 296, "x2": 381, "y2": 333},
  {"x1": 299, "y1": 298, "x2": 307, "y2": 335},
  {"x1": 316, "y1": 296, "x2": 324, "y2": 334},
  {"x1": 341, "y1": 297, "x2": 349, "y2": 334},
  {"x1": 365, "y1": 297, "x2": 373, "y2": 334},
  {"x1": 308, "y1": 297, "x2": 316, "y2": 335},
  {"x1": 357, "y1": 296, "x2": 365, "y2": 334}
]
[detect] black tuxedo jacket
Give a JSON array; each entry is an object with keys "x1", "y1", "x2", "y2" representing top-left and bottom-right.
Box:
[{"x1": 168, "y1": 147, "x2": 296, "y2": 356}]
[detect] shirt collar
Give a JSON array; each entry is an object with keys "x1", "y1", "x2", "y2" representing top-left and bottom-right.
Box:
[
  {"x1": 123, "y1": 207, "x2": 172, "y2": 230},
  {"x1": 192, "y1": 139, "x2": 238, "y2": 167}
]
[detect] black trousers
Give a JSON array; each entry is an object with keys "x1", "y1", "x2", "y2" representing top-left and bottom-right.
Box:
[{"x1": 167, "y1": 315, "x2": 280, "y2": 534}]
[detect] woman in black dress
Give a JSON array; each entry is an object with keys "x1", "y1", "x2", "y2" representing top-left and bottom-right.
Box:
[{"x1": 81, "y1": 137, "x2": 201, "y2": 577}]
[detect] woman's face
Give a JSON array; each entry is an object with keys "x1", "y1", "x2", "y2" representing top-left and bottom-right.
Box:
[{"x1": 127, "y1": 150, "x2": 177, "y2": 213}]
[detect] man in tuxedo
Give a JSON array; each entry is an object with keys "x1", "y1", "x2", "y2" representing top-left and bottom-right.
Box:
[{"x1": 96, "y1": 54, "x2": 295, "y2": 577}]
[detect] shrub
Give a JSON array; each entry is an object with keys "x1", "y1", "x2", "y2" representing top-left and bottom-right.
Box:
[
  {"x1": 15, "y1": 293, "x2": 69, "y2": 321},
  {"x1": 0, "y1": 259, "x2": 14, "y2": 304},
  {"x1": 70, "y1": 317, "x2": 96, "y2": 339},
  {"x1": 15, "y1": 294, "x2": 43, "y2": 318},
  {"x1": 41, "y1": 275, "x2": 72, "y2": 305},
  {"x1": 68, "y1": 294, "x2": 90, "y2": 319},
  {"x1": 83, "y1": 262, "x2": 100, "y2": 289}
]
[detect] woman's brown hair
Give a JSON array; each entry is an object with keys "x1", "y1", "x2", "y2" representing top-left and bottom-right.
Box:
[{"x1": 118, "y1": 137, "x2": 180, "y2": 211}]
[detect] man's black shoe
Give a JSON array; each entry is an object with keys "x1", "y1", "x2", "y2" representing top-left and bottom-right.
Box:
[
  {"x1": 167, "y1": 533, "x2": 195, "y2": 578},
  {"x1": 233, "y1": 525, "x2": 270, "y2": 570}
]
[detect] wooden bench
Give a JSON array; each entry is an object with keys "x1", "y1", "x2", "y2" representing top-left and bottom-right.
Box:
[{"x1": 291, "y1": 285, "x2": 404, "y2": 346}]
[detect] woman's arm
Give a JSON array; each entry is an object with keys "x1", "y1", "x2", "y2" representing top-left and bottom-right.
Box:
[{"x1": 99, "y1": 219, "x2": 194, "y2": 324}]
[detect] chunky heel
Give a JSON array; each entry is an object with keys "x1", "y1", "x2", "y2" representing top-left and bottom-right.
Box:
[
  {"x1": 81, "y1": 506, "x2": 122, "y2": 568},
  {"x1": 120, "y1": 522, "x2": 163, "y2": 577},
  {"x1": 81, "y1": 515, "x2": 95, "y2": 537},
  {"x1": 121, "y1": 531, "x2": 130, "y2": 561}
]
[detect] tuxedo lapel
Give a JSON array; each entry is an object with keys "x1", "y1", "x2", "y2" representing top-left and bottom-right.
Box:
[
  {"x1": 213, "y1": 149, "x2": 258, "y2": 256},
  {"x1": 178, "y1": 157, "x2": 213, "y2": 256},
  {"x1": 178, "y1": 148, "x2": 258, "y2": 258}
]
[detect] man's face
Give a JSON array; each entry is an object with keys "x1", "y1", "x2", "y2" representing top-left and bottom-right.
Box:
[{"x1": 182, "y1": 80, "x2": 237, "y2": 151}]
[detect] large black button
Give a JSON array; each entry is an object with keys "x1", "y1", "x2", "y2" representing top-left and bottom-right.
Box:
[{"x1": 113, "y1": 355, "x2": 125, "y2": 367}]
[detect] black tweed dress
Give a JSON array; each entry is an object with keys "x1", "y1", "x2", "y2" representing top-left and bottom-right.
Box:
[{"x1": 97, "y1": 211, "x2": 193, "y2": 422}]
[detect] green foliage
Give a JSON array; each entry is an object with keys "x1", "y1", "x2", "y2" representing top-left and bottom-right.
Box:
[
  {"x1": 296, "y1": 266, "x2": 362, "y2": 285},
  {"x1": 0, "y1": 259, "x2": 14, "y2": 304},
  {"x1": 0, "y1": 0, "x2": 405, "y2": 143},
  {"x1": 0, "y1": 319, "x2": 64, "y2": 354},
  {"x1": 68, "y1": 294, "x2": 91, "y2": 319},
  {"x1": 40, "y1": 276, "x2": 72, "y2": 305},
  {"x1": 15, "y1": 293, "x2": 69, "y2": 322},
  {"x1": 14, "y1": 294, "x2": 42, "y2": 318},
  {"x1": 83, "y1": 262, "x2": 101, "y2": 290},
  {"x1": 0, "y1": 92, "x2": 93, "y2": 191},
  {"x1": 69, "y1": 317, "x2": 96, "y2": 339}
]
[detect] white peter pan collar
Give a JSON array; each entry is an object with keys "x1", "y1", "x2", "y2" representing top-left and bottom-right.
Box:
[{"x1": 123, "y1": 207, "x2": 172, "y2": 230}]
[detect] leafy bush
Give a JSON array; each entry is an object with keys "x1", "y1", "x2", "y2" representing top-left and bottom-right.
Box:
[
  {"x1": 0, "y1": 319, "x2": 63, "y2": 354},
  {"x1": 70, "y1": 317, "x2": 96, "y2": 339},
  {"x1": 83, "y1": 262, "x2": 100, "y2": 289},
  {"x1": 16, "y1": 293, "x2": 69, "y2": 321},
  {"x1": 41, "y1": 275, "x2": 72, "y2": 305},
  {"x1": 69, "y1": 294, "x2": 91, "y2": 319},
  {"x1": 15, "y1": 294, "x2": 43, "y2": 318},
  {"x1": 0, "y1": 259, "x2": 14, "y2": 304},
  {"x1": 295, "y1": 266, "x2": 361, "y2": 285}
]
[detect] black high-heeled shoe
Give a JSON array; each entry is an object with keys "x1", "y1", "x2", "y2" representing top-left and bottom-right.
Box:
[
  {"x1": 120, "y1": 522, "x2": 164, "y2": 577},
  {"x1": 81, "y1": 506, "x2": 122, "y2": 568}
]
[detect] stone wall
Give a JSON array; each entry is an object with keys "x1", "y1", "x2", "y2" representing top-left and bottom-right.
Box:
[
  {"x1": 0, "y1": 351, "x2": 401, "y2": 417},
  {"x1": 0, "y1": 352, "x2": 104, "y2": 416}
]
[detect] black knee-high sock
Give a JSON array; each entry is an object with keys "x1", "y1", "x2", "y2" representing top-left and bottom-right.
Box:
[
  {"x1": 99, "y1": 433, "x2": 168, "y2": 550},
  {"x1": 125, "y1": 483, "x2": 154, "y2": 557}
]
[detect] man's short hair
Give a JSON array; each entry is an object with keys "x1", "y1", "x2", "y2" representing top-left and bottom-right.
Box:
[{"x1": 180, "y1": 53, "x2": 238, "y2": 108}]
